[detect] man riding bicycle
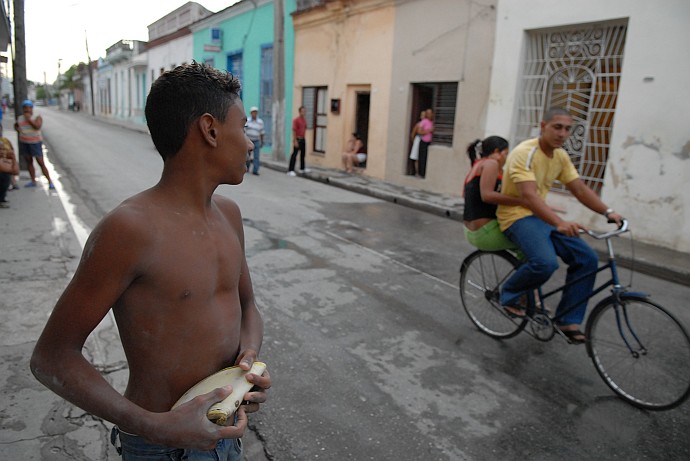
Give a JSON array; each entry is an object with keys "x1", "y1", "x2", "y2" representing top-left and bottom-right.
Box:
[{"x1": 497, "y1": 107, "x2": 623, "y2": 344}]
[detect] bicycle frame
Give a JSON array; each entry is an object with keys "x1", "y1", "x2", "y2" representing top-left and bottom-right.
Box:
[{"x1": 524, "y1": 223, "x2": 646, "y2": 325}]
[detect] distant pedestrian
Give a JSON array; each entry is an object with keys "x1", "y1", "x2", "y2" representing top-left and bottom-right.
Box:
[
  {"x1": 15, "y1": 99, "x2": 54, "y2": 189},
  {"x1": 245, "y1": 106, "x2": 264, "y2": 175},
  {"x1": 287, "y1": 106, "x2": 310, "y2": 176},
  {"x1": 417, "y1": 108, "x2": 434, "y2": 179},
  {"x1": 408, "y1": 110, "x2": 425, "y2": 176},
  {"x1": 0, "y1": 137, "x2": 19, "y2": 208}
]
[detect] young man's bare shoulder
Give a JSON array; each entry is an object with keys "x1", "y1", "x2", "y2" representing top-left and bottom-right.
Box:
[
  {"x1": 212, "y1": 194, "x2": 241, "y2": 217},
  {"x1": 89, "y1": 193, "x2": 160, "y2": 245}
]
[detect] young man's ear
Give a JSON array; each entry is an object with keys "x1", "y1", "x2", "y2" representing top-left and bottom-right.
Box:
[{"x1": 198, "y1": 114, "x2": 218, "y2": 147}]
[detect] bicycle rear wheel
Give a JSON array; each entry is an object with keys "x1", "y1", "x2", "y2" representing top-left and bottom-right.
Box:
[
  {"x1": 459, "y1": 250, "x2": 525, "y2": 339},
  {"x1": 586, "y1": 295, "x2": 690, "y2": 410}
]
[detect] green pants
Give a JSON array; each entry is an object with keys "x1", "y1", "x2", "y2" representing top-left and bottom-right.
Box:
[{"x1": 464, "y1": 219, "x2": 516, "y2": 252}]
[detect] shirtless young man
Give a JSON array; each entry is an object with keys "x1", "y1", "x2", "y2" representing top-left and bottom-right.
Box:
[{"x1": 30, "y1": 63, "x2": 271, "y2": 460}]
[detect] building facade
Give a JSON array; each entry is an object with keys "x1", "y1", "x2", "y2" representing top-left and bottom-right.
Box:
[
  {"x1": 191, "y1": 0, "x2": 298, "y2": 159},
  {"x1": 146, "y1": 2, "x2": 214, "y2": 88},
  {"x1": 484, "y1": 0, "x2": 690, "y2": 251},
  {"x1": 291, "y1": 0, "x2": 498, "y2": 194}
]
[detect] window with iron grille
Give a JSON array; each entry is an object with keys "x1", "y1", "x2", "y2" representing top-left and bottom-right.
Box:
[
  {"x1": 227, "y1": 52, "x2": 243, "y2": 98},
  {"x1": 516, "y1": 20, "x2": 627, "y2": 193},
  {"x1": 302, "y1": 86, "x2": 328, "y2": 153}
]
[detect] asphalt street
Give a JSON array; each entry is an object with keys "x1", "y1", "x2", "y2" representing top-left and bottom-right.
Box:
[{"x1": 2, "y1": 108, "x2": 690, "y2": 460}]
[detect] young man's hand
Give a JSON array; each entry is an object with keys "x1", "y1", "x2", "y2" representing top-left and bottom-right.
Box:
[
  {"x1": 152, "y1": 386, "x2": 248, "y2": 450},
  {"x1": 556, "y1": 220, "x2": 585, "y2": 237},
  {"x1": 235, "y1": 350, "x2": 271, "y2": 414}
]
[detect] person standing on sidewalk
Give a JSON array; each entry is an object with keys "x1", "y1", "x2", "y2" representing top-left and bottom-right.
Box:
[
  {"x1": 245, "y1": 106, "x2": 264, "y2": 175},
  {"x1": 287, "y1": 106, "x2": 310, "y2": 176},
  {"x1": 30, "y1": 63, "x2": 271, "y2": 459},
  {"x1": 14, "y1": 99, "x2": 54, "y2": 189},
  {"x1": 417, "y1": 108, "x2": 434, "y2": 179}
]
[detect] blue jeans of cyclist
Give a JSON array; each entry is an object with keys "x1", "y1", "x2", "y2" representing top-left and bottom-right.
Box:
[
  {"x1": 110, "y1": 426, "x2": 243, "y2": 461},
  {"x1": 500, "y1": 215, "x2": 598, "y2": 325}
]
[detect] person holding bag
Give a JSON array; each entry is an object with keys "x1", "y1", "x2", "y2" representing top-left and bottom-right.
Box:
[{"x1": 408, "y1": 110, "x2": 425, "y2": 176}]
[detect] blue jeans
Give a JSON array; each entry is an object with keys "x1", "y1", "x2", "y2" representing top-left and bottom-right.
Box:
[
  {"x1": 500, "y1": 215, "x2": 598, "y2": 325},
  {"x1": 250, "y1": 139, "x2": 261, "y2": 174},
  {"x1": 111, "y1": 426, "x2": 243, "y2": 461}
]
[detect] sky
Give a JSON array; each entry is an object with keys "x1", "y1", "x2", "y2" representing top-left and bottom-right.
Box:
[{"x1": 15, "y1": 0, "x2": 240, "y2": 83}]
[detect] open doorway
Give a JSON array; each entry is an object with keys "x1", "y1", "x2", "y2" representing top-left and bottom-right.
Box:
[{"x1": 355, "y1": 92, "x2": 370, "y2": 168}]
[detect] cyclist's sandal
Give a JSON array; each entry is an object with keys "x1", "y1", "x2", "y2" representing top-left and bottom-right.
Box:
[
  {"x1": 503, "y1": 294, "x2": 528, "y2": 318},
  {"x1": 559, "y1": 328, "x2": 586, "y2": 344},
  {"x1": 503, "y1": 305, "x2": 526, "y2": 318}
]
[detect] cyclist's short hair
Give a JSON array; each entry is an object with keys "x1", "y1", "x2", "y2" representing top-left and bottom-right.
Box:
[{"x1": 543, "y1": 107, "x2": 572, "y2": 123}]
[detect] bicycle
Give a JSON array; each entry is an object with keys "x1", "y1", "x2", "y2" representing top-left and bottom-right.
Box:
[{"x1": 459, "y1": 219, "x2": 690, "y2": 411}]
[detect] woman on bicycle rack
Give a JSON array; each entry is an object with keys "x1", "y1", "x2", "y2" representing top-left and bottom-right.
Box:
[
  {"x1": 496, "y1": 107, "x2": 623, "y2": 344},
  {"x1": 462, "y1": 136, "x2": 522, "y2": 251}
]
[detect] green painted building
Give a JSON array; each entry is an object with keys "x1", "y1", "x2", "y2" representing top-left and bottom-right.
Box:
[{"x1": 191, "y1": 0, "x2": 296, "y2": 160}]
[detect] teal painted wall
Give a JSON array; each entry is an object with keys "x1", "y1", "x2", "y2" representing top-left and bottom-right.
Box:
[{"x1": 193, "y1": 0, "x2": 296, "y2": 159}]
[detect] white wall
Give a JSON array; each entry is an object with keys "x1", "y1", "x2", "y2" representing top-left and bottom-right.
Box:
[
  {"x1": 485, "y1": 0, "x2": 690, "y2": 252},
  {"x1": 147, "y1": 35, "x2": 194, "y2": 91}
]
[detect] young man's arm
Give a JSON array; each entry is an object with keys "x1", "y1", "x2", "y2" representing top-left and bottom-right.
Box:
[
  {"x1": 218, "y1": 197, "x2": 271, "y2": 413},
  {"x1": 566, "y1": 179, "x2": 623, "y2": 225},
  {"x1": 516, "y1": 181, "x2": 582, "y2": 236}
]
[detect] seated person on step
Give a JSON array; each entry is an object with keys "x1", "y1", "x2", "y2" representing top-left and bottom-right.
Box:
[{"x1": 342, "y1": 132, "x2": 365, "y2": 173}]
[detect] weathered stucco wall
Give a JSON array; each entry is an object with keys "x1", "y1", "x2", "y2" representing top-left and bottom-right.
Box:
[
  {"x1": 485, "y1": 0, "x2": 690, "y2": 252},
  {"x1": 388, "y1": 0, "x2": 497, "y2": 195},
  {"x1": 292, "y1": 0, "x2": 396, "y2": 178},
  {"x1": 292, "y1": 0, "x2": 497, "y2": 195}
]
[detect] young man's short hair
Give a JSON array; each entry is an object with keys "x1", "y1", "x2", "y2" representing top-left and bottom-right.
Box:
[{"x1": 145, "y1": 62, "x2": 242, "y2": 160}]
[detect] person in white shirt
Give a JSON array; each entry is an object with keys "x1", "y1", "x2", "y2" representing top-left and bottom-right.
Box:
[{"x1": 245, "y1": 106, "x2": 265, "y2": 175}]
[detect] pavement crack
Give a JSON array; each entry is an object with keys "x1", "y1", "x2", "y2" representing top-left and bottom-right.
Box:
[{"x1": 248, "y1": 422, "x2": 275, "y2": 461}]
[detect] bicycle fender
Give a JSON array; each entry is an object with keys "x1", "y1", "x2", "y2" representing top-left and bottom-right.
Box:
[{"x1": 621, "y1": 291, "x2": 649, "y2": 298}]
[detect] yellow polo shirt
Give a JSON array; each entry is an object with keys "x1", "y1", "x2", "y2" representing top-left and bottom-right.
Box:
[{"x1": 497, "y1": 138, "x2": 579, "y2": 231}]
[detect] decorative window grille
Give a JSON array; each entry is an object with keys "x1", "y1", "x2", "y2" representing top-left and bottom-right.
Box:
[
  {"x1": 302, "y1": 86, "x2": 328, "y2": 153},
  {"x1": 516, "y1": 21, "x2": 627, "y2": 193}
]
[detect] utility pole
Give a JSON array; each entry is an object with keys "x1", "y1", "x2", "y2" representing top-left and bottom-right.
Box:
[
  {"x1": 85, "y1": 30, "x2": 95, "y2": 115},
  {"x1": 272, "y1": 0, "x2": 285, "y2": 162},
  {"x1": 11, "y1": 0, "x2": 27, "y2": 118},
  {"x1": 12, "y1": 0, "x2": 28, "y2": 171}
]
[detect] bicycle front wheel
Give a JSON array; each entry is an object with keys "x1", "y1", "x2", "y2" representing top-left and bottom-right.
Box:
[
  {"x1": 459, "y1": 250, "x2": 525, "y2": 339},
  {"x1": 586, "y1": 295, "x2": 690, "y2": 410}
]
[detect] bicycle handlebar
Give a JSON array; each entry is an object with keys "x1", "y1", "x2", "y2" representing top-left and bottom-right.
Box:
[{"x1": 584, "y1": 218, "x2": 629, "y2": 240}]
